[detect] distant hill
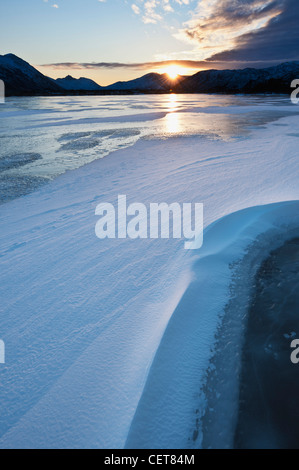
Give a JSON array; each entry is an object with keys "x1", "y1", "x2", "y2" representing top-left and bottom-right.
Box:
[
  {"x1": 174, "y1": 62, "x2": 299, "y2": 94},
  {"x1": 105, "y1": 72, "x2": 185, "y2": 91},
  {"x1": 0, "y1": 54, "x2": 62, "y2": 96},
  {"x1": 55, "y1": 75, "x2": 102, "y2": 91},
  {"x1": 1, "y1": 54, "x2": 299, "y2": 96}
]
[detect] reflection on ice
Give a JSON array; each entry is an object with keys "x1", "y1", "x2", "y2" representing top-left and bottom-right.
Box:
[
  {"x1": 165, "y1": 112, "x2": 181, "y2": 134},
  {"x1": 167, "y1": 93, "x2": 178, "y2": 112}
]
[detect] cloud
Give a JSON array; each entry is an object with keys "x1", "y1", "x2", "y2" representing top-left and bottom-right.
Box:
[
  {"x1": 41, "y1": 0, "x2": 299, "y2": 66},
  {"x1": 127, "y1": 0, "x2": 298, "y2": 64},
  {"x1": 179, "y1": 0, "x2": 299, "y2": 63},
  {"x1": 43, "y1": 0, "x2": 59, "y2": 7},
  {"x1": 142, "y1": 1, "x2": 162, "y2": 24},
  {"x1": 128, "y1": 0, "x2": 190, "y2": 24},
  {"x1": 177, "y1": 1, "x2": 283, "y2": 58},
  {"x1": 40, "y1": 58, "x2": 288, "y2": 73},
  {"x1": 208, "y1": 0, "x2": 299, "y2": 62},
  {"x1": 131, "y1": 4, "x2": 141, "y2": 15},
  {"x1": 41, "y1": 60, "x2": 205, "y2": 70}
]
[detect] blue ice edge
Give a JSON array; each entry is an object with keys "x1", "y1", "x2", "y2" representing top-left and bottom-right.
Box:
[{"x1": 126, "y1": 200, "x2": 299, "y2": 449}]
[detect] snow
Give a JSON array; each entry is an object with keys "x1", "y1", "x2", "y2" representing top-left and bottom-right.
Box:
[
  {"x1": 0, "y1": 100, "x2": 299, "y2": 448},
  {"x1": 0, "y1": 54, "x2": 36, "y2": 77},
  {"x1": 126, "y1": 200, "x2": 299, "y2": 449}
]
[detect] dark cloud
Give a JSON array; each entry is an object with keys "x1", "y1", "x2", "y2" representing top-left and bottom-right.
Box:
[
  {"x1": 183, "y1": 0, "x2": 284, "y2": 44},
  {"x1": 209, "y1": 0, "x2": 299, "y2": 62},
  {"x1": 204, "y1": 0, "x2": 283, "y2": 27}
]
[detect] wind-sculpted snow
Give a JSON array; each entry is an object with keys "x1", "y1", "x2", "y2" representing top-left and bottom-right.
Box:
[
  {"x1": 0, "y1": 97, "x2": 299, "y2": 448},
  {"x1": 126, "y1": 201, "x2": 299, "y2": 449}
]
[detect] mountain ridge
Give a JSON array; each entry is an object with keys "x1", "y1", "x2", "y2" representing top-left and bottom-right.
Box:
[
  {"x1": 54, "y1": 75, "x2": 103, "y2": 91},
  {"x1": 105, "y1": 72, "x2": 185, "y2": 91},
  {"x1": 175, "y1": 62, "x2": 299, "y2": 94},
  {"x1": 1, "y1": 53, "x2": 299, "y2": 96},
  {"x1": 0, "y1": 54, "x2": 62, "y2": 96}
]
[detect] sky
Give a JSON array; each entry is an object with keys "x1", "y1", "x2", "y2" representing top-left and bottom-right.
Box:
[{"x1": 1, "y1": 0, "x2": 299, "y2": 85}]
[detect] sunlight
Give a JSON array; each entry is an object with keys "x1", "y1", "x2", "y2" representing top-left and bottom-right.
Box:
[
  {"x1": 167, "y1": 93, "x2": 178, "y2": 110},
  {"x1": 165, "y1": 112, "x2": 180, "y2": 134},
  {"x1": 165, "y1": 94, "x2": 180, "y2": 133},
  {"x1": 165, "y1": 65, "x2": 180, "y2": 80}
]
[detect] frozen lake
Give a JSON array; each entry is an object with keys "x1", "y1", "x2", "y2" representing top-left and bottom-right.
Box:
[
  {"x1": 0, "y1": 94, "x2": 298, "y2": 203},
  {"x1": 0, "y1": 94, "x2": 299, "y2": 448}
]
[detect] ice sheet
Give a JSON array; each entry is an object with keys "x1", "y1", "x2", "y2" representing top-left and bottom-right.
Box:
[{"x1": 0, "y1": 100, "x2": 298, "y2": 448}]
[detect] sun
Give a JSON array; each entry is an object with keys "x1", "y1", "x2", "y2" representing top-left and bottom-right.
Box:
[{"x1": 166, "y1": 66, "x2": 180, "y2": 80}]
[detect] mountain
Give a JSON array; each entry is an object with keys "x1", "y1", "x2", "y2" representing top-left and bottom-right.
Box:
[
  {"x1": 175, "y1": 62, "x2": 299, "y2": 94},
  {"x1": 0, "y1": 54, "x2": 62, "y2": 96},
  {"x1": 105, "y1": 73, "x2": 184, "y2": 92},
  {"x1": 1, "y1": 54, "x2": 298, "y2": 96},
  {"x1": 55, "y1": 75, "x2": 102, "y2": 91}
]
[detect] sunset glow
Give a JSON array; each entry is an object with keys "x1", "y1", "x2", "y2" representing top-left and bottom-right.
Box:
[
  {"x1": 1, "y1": 0, "x2": 297, "y2": 86},
  {"x1": 166, "y1": 66, "x2": 180, "y2": 80}
]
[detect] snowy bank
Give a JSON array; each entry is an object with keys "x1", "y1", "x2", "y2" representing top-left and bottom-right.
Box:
[{"x1": 126, "y1": 200, "x2": 299, "y2": 448}]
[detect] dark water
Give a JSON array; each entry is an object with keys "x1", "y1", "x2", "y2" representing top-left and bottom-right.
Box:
[
  {"x1": 234, "y1": 238, "x2": 299, "y2": 449},
  {"x1": 0, "y1": 174, "x2": 47, "y2": 204}
]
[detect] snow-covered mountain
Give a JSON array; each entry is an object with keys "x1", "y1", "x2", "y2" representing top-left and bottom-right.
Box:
[
  {"x1": 175, "y1": 62, "x2": 299, "y2": 94},
  {"x1": 55, "y1": 75, "x2": 102, "y2": 91},
  {"x1": 0, "y1": 54, "x2": 62, "y2": 96},
  {"x1": 1, "y1": 54, "x2": 299, "y2": 96},
  {"x1": 105, "y1": 73, "x2": 184, "y2": 91}
]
